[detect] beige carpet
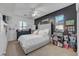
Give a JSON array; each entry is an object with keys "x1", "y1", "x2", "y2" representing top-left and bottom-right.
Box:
[
  {"x1": 6, "y1": 40, "x2": 77, "y2": 56},
  {"x1": 6, "y1": 40, "x2": 25, "y2": 56}
]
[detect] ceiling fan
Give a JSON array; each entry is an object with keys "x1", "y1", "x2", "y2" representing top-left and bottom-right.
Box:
[
  {"x1": 31, "y1": 3, "x2": 42, "y2": 17},
  {"x1": 23, "y1": 3, "x2": 42, "y2": 18}
]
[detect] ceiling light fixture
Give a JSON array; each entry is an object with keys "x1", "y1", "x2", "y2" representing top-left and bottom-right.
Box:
[{"x1": 32, "y1": 11, "x2": 38, "y2": 17}]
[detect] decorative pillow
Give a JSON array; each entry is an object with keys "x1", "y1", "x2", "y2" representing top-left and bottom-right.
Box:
[{"x1": 33, "y1": 30, "x2": 39, "y2": 35}]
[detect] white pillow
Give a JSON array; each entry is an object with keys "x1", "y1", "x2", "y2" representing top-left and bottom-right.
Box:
[
  {"x1": 38, "y1": 29, "x2": 50, "y2": 35},
  {"x1": 43, "y1": 29, "x2": 49, "y2": 34},
  {"x1": 38, "y1": 30, "x2": 45, "y2": 35},
  {"x1": 33, "y1": 30, "x2": 39, "y2": 35}
]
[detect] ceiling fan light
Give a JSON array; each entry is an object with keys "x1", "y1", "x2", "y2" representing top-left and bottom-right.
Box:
[
  {"x1": 32, "y1": 13, "x2": 36, "y2": 17},
  {"x1": 32, "y1": 11, "x2": 38, "y2": 17}
]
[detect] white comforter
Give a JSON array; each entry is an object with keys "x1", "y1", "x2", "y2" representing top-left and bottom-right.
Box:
[{"x1": 18, "y1": 34, "x2": 50, "y2": 54}]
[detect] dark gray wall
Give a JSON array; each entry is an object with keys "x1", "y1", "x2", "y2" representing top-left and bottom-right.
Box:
[{"x1": 34, "y1": 4, "x2": 77, "y2": 33}]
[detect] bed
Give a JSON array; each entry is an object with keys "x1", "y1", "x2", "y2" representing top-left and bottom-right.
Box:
[{"x1": 18, "y1": 29, "x2": 51, "y2": 54}]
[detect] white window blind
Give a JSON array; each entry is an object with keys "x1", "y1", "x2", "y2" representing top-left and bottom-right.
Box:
[{"x1": 19, "y1": 21, "x2": 27, "y2": 30}]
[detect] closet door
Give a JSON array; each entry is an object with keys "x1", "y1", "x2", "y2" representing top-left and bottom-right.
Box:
[
  {"x1": 7, "y1": 19, "x2": 17, "y2": 41},
  {"x1": 0, "y1": 13, "x2": 8, "y2": 55},
  {"x1": 7, "y1": 28, "x2": 16, "y2": 41}
]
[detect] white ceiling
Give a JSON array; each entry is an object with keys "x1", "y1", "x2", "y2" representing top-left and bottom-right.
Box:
[{"x1": 0, "y1": 3, "x2": 73, "y2": 19}]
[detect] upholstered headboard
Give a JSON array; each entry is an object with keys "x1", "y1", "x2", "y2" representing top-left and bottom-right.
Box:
[
  {"x1": 38, "y1": 24, "x2": 51, "y2": 36},
  {"x1": 38, "y1": 24, "x2": 51, "y2": 30}
]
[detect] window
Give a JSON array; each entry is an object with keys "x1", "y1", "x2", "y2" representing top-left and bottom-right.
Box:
[{"x1": 19, "y1": 21, "x2": 27, "y2": 30}]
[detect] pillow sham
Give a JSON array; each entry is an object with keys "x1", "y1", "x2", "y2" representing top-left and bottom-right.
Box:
[
  {"x1": 33, "y1": 30, "x2": 39, "y2": 35},
  {"x1": 38, "y1": 29, "x2": 50, "y2": 35}
]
